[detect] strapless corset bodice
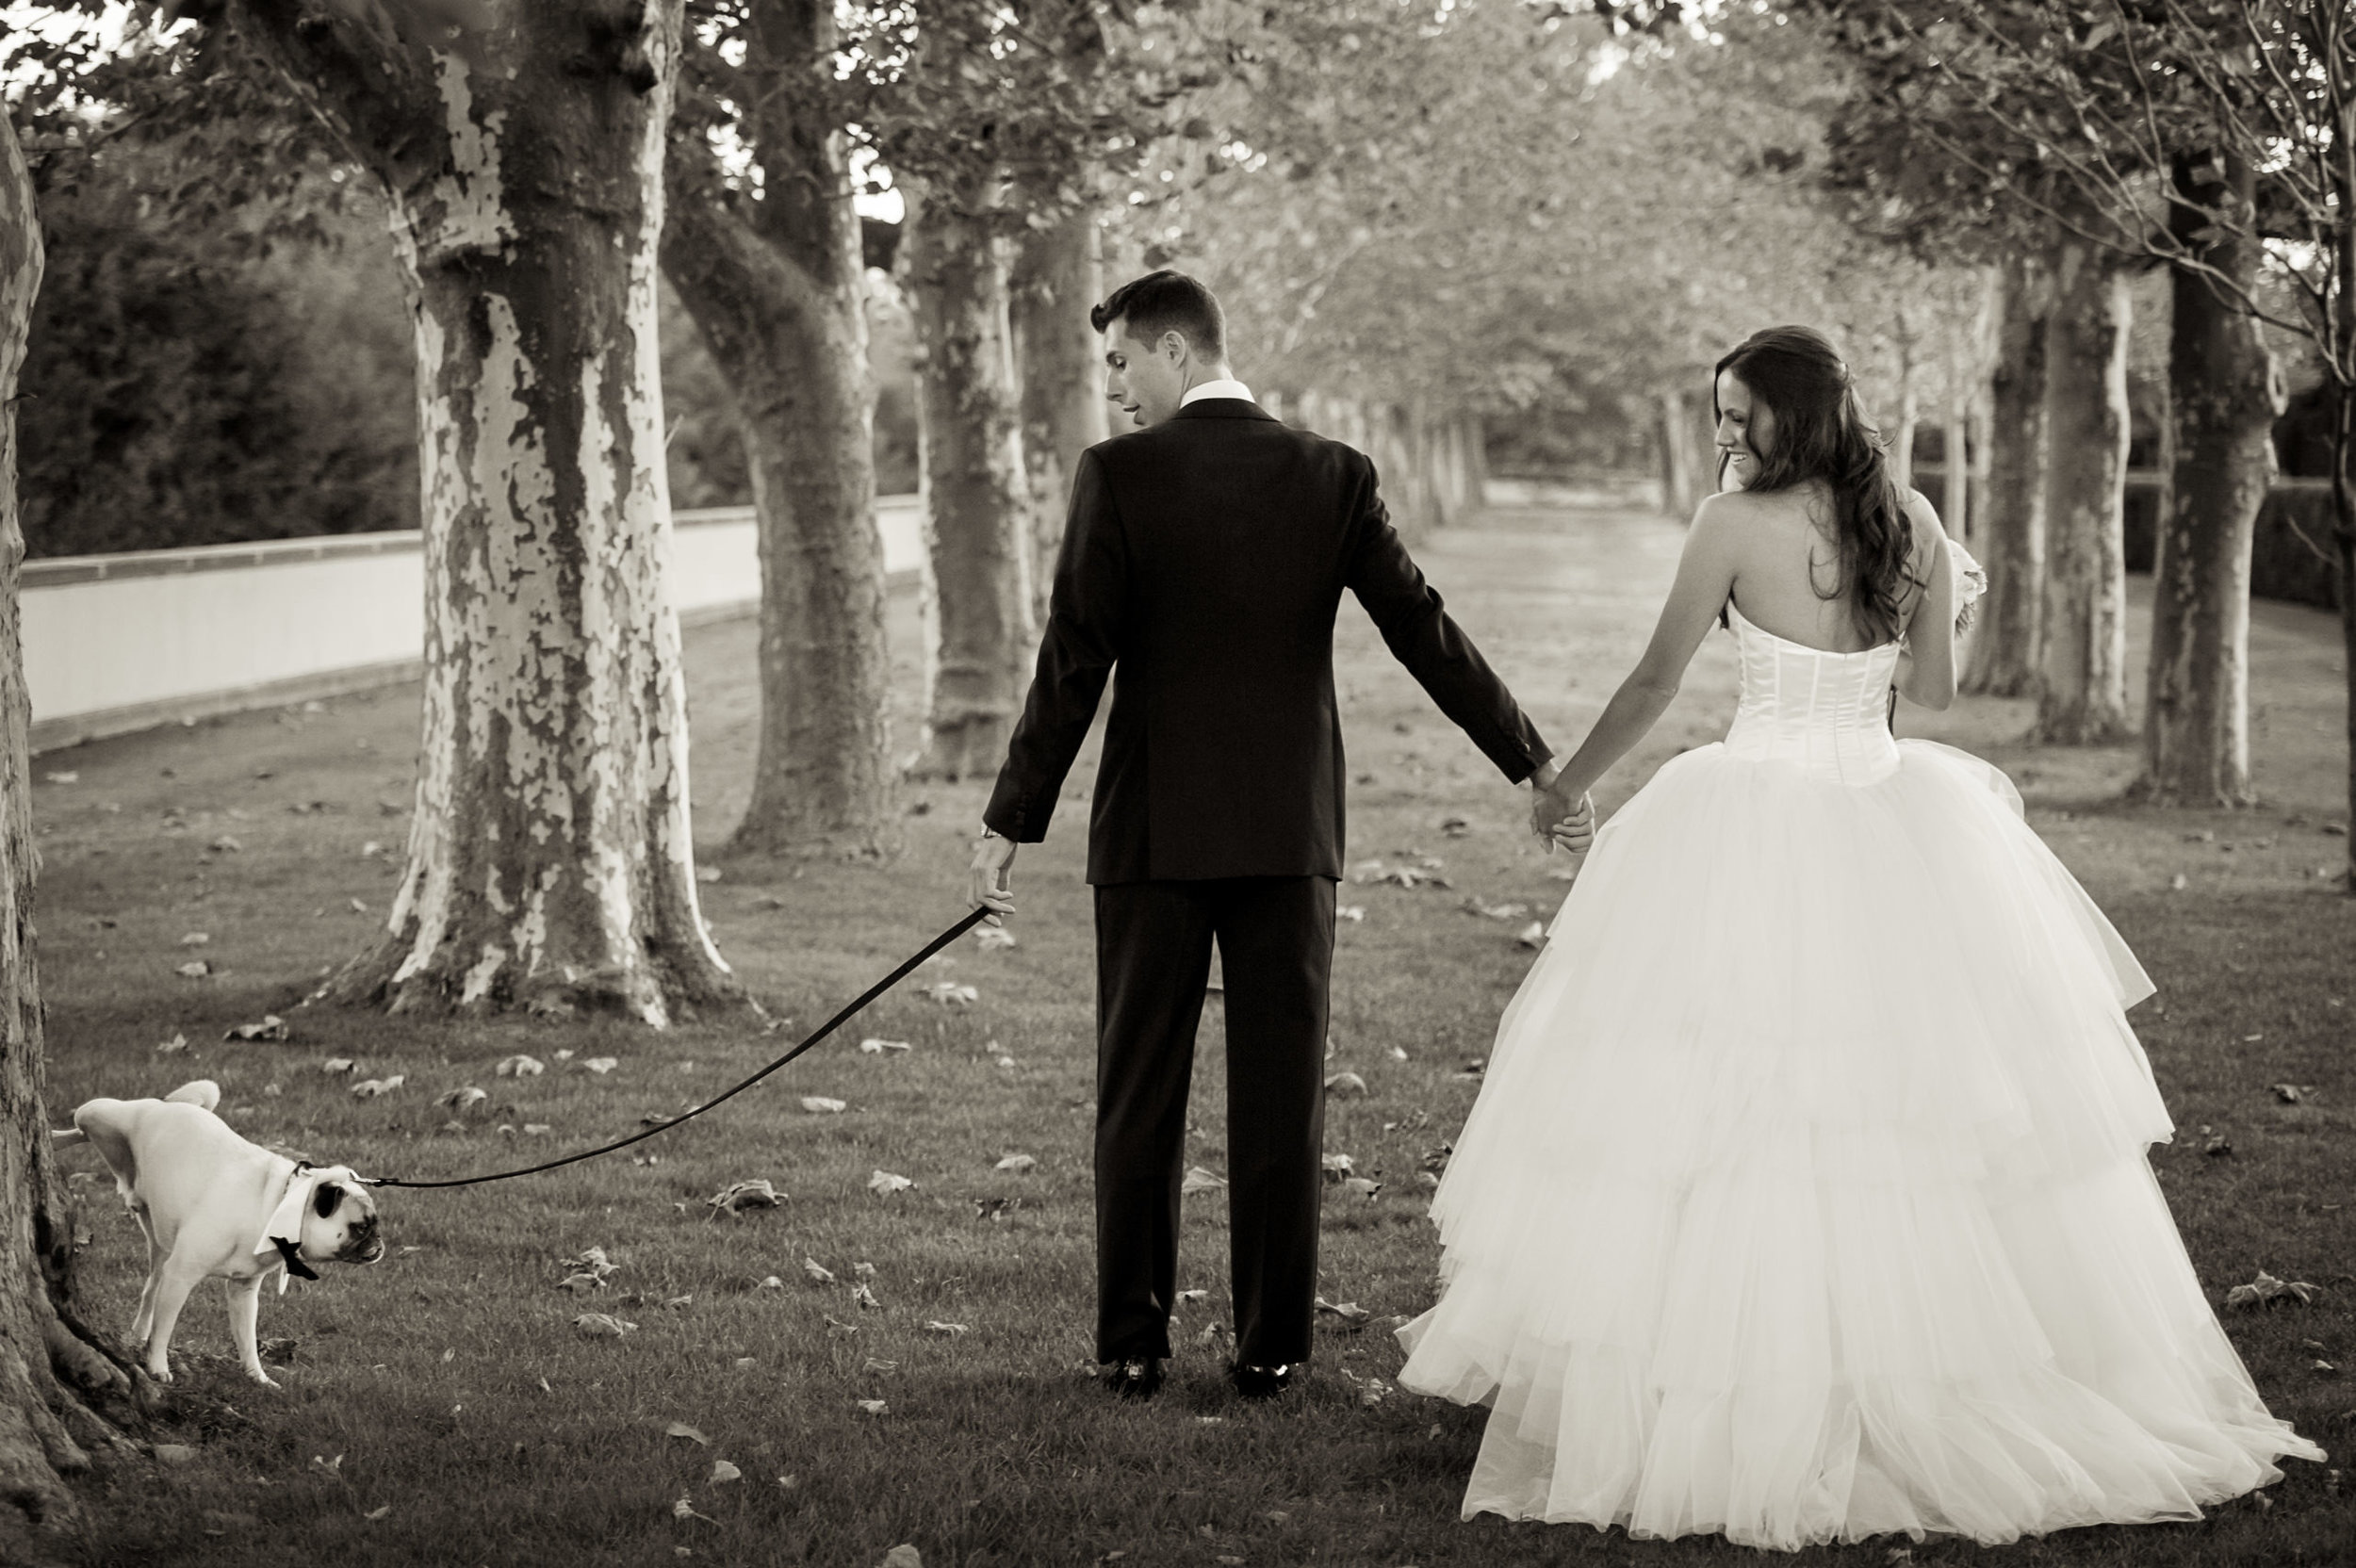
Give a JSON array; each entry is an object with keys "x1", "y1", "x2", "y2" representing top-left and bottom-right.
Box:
[{"x1": 1721, "y1": 601, "x2": 1903, "y2": 784}]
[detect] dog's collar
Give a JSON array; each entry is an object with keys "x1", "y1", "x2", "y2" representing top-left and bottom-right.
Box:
[{"x1": 257, "y1": 1162, "x2": 321, "y2": 1294}]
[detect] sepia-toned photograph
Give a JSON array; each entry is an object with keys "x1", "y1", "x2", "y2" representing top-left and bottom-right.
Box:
[{"x1": 0, "y1": 2, "x2": 2347, "y2": 1563}]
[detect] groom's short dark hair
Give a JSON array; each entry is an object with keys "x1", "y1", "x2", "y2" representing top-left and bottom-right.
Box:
[{"x1": 1093, "y1": 270, "x2": 1226, "y2": 362}]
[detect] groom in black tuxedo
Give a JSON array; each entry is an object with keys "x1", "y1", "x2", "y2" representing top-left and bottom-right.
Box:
[{"x1": 969, "y1": 270, "x2": 1582, "y2": 1400}]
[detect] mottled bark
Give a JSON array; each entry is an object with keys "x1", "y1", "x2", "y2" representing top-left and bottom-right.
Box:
[
  {"x1": 1010, "y1": 210, "x2": 1109, "y2": 627},
  {"x1": 1965, "y1": 251, "x2": 2050, "y2": 698},
  {"x1": 906, "y1": 183, "x2": 1035, "y2": 780},
  {"x1": 663, "y1": 0, "x2": 897, "y2": 859},
  {"x1": 1661, "y1": 387, "x2": 1710, "y2": 514},
  {"x1": 2035, "y1": 242, "x2": 2134, "y2": 744},
  {"x1": 2137, "y1": 150, "x2": 2280, "y2": 807},
  {"x1": 0, "y1": 107, "x2": 139, "y2": 1560},
  {"x1": 229, "y1": 1, "x2": 744, "y2": 1023}
]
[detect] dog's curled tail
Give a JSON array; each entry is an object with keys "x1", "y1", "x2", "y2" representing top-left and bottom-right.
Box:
[{"x1": 167, "y1": 1080, "x2": 221, "y2": 1110}]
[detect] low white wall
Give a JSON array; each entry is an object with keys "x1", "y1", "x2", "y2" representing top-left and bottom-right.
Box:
[{"x1": 25, "y1": 497, "x2": 925, "y2": 754}]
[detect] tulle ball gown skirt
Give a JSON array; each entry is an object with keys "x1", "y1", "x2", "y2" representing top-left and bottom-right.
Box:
[{"x1": 1395, "y1": 738, "x2": 2325, "y2": 1550}]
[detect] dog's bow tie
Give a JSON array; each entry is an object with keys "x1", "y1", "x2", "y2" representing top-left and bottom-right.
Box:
[{"x1": 258, "y1": 1168, "x2": 322, "y2": 1292}]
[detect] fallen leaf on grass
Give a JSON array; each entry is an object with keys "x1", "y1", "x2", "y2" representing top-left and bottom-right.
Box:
[
  {"x1": 350, "y1": 1075, "x2": 405, "y2": 1098},
  {"x1": 1341, "y1": 1176, "x2": 1383, "y2": 1200},
  {"x1": 993, "y1": 1152, "x2": 1037, "y2": 1173},
  {"x1": 825, "y1": 1315, "x2": 859, "y2": 1336},
  {"x1": 1324, "y1": 1071, "x2": 1367, "y2": 1098},
  {"x1": 523, "y1": 1123, "x2": 551, "y2": 1136},
  {"x1": 1176, "y1": 1289, "x2": 1208, "y2": 1305},
  {"x1": 665, "y1": 1421, "x2": 710, "y2": 1446},
  {"x1": 155, "y1": 1033, "x2": 189, "y2": 1055},
  {"x1": 672, "y1": 1494, "x2": 714, "y2": 1524},
  {"x1": 2224, "y1": 1271, "x2": 2323, "y2": 1310},
  {"x1": 496, "y1": 1054, "x2": 545, "y2": 1077},
  {"x1": 43, "y1": 771, "x2": 77, "y2": 784},
  {"x1": 926, "y1": 981, "x2": 979, "y2": 1006},
  {"x1": 321, "y1": 1057, "x2": 356, "y2": 1075},
  {"x1": 857, "y1": 1399, "x2": 889, "y2": 1416},
  {"x1": 852, "y1": 1282, "x2": 883, "y2": 1311},
  {"x1": 878, "y1": 1544, "x2": 924, "y2": 1568},
  {"x1": 859, "y1": 1037, "x2": 912, "y2": 1054},
  {"x1": 2271, "y1": 1084, "x2": 2317, "y2": 1104},
  {"x1": 707, "y1": 1179, "x2": 784, "y2": 1217},
  {"x1": 861, "y1": 1357, "x2": 898, "y2": 1374},
  {"x1": 175, "y1": 960, "x2": 213, "y2": 979},
  {"x1": 1321, "y1": 1153, "x2": 1355, "y2": 1180},
  {"x1": 179, "y1": 931, "x2": 209, "y2": 947},
  {"x1": 710, "y1": 1460, "x2": 741, "y2": 1483},
  {"x1": 853, "y1": 1263, "x2": 875, "y2": 1279},
  {"x1": 1514, "y1": 922, "x2": 1546, "y2": 949},
  {"x1": 1180, "y1": 1166, "x2": 1227, "y2": 1197},
  {"x1": 1336, "y1": 905, "x2": 1365, "y2": 922},
  {"x1": 975, "y1": 925, "x2": 1018, "y2": 951},
  {"x1": 224, "y1": 1014, "x2": 290, "y2": 1042},
  {"x1": 559, "y1": 1247, "x2": 618, "y2": 1282},
  {"x1": 1460, "y1": 897, "x2": 1528, "y2": 921},
  {"x1": 153, "y1": 1444, "x2": 196, "y2": 1464},
  {"x1": 973, "y1": 1197, "x2": 1022, "y2": 1222},
  {"x1": 802, "y1": 1096, "x2": 848, "y2": 1115},
  {"x1": 581, "y1": 1057, "x2": 619, "y2": 1075},
  {"x1": 802, "y1": 1257, "x2": 837, "y2": 1284},
  {"x1": 363, "y1": 1505, "x2": 391, "y2": 1521},
  {"x1": 437, "y1": 1086, "x2": 488, "y2": 1112},
  {"x1": 209, "y1": 836, "x2": 243, "y2": 854},
  {"x1": 573, "y1": 1313, "x2": 638, "y2": 1338},
  {"x1": 868, "y1": 1169, "x2": 914, "y2": 1197},
  {"x1": 925, "y1": 1321, "x2": 969, "y2": 1337},
  {"x1": 557, "y1": 1272, "x2": 609, "y2": 1295},
  {"x1": 1317, "y1": 1297, "x2": 1373, "y2": 1326}
]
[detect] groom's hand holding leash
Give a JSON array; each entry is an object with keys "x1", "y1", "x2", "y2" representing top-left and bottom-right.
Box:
[{"x1": 968, "y1": 828, "x2": 1018, "y2": 925}]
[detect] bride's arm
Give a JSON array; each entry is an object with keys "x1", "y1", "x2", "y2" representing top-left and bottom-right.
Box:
[
  {"x1": 1547, "y1": 498, "x2": 1745, "y2": 805},
  {"x1": 1893, "y1": 494, "x2": 1957, "y2": 710}
]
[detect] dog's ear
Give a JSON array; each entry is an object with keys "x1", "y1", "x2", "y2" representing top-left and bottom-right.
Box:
[{"x1": 313, "y1": 1180, "x2": 344, "y2": 1218}]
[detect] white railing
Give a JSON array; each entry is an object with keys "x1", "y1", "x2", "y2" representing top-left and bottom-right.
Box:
[{"x1": 25, "y1": 496, "x2": 925, "y2": 755}]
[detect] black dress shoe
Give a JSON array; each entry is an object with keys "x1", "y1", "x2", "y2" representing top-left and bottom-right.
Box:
[
  {"x1": 1231, "y1": 1362, "x2": 1297, "y2": 1399},
  {"x1": 1104, "y1": 1357, "x2": 1165, "y2": 1400}
]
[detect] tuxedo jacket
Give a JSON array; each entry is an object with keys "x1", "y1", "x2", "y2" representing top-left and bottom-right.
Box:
[{"x1": 983, "y1": 399, "x2": 1552, "y2": 885}]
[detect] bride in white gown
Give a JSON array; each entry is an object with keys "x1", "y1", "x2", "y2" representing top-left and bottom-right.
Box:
[{"x1": 1396, "y1": 325, "x2": 2325, "y2": 1549}]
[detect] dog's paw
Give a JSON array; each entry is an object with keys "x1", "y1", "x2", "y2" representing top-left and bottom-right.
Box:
[
  {"x1": 246, "y1": 1371, "x2": 282, "y2": 1390},
  {"x1": 146, "y1": 1365, "x2": 175, "y2": 1386}
]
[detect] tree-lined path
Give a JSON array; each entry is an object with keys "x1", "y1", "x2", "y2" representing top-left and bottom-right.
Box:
[{"x1": 21, "y1": 492, "x2": 2350, "y2": 1566}]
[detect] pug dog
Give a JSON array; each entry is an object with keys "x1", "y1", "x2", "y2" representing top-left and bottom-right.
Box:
[{"x1": 54, "y1": 1079, "x2": 385, "y2": 1386}]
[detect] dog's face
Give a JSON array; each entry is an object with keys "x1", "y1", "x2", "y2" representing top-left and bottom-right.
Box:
[{"x1": 298, "y1": 1168, "x2": 385, "y2": 1266}]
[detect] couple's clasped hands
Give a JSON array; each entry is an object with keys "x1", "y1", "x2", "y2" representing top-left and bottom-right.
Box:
[{"x1": 1530, "y1": 763, "x2": 1595, "y2": 860}]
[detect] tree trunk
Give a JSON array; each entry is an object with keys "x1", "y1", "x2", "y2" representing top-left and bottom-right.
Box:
[
  {"x1": 1010, "y1": 209, "x2": 1108, "y2": 627},
  {"x1": 1661, "y1": 387, "x2": 1708, "y2": 513},
  {"x1": 2136, "y1": 149, "x2": 2279, "y2": 807},
  {"x1": 2333, "y1": 379, "x2": 2355, "y2": 889},
  {"x1": 1942, "y1": 387, "x2": 1970, "y2": 537},
  {"x1": 232, "y1": 2, "x2": 745, "y2": 1022},
  {"x1": 1966, "y1": 250, "x2": 2050, "y2": 696},
  {"x1": 0, "y1": 107, "x2": 139, "y2": 1560},
  {"x1": 2035, "y1": 240, "x2": 2135, "y2": 744},
  {"x1": 906, "y1": 184, "x2": 1035, "y2": 780},
  {"x1": 663, "y1": 0, "x2": 898, "y2": 859}
]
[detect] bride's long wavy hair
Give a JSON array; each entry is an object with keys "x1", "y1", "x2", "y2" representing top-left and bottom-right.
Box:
[{"x1": 1713, "y1": 326, "x2": 1919, "y2": 646}]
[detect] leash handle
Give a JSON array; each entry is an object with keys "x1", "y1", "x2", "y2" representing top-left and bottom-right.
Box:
[{"x1": 365, "y1": 906, "x2": 992, "y2": 1191}]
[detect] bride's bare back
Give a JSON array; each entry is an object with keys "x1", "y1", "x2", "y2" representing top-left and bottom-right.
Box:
[{"x1": 1717, "y1": 477, "x2": 1937, "y2": 655}]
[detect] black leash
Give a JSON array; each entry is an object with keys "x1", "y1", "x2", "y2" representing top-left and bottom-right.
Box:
[{"x1": 363, "y1": 907, "x2": 991, "y2": 1190}]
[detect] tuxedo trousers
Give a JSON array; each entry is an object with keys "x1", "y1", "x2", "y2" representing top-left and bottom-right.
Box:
[{"x1": 1092, "y1": 875, "x2": 1335, "y2": 1367}]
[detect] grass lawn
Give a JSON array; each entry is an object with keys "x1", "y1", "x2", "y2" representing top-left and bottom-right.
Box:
[{"x1": 27, "y1": 495, "x2": 2354, "y2": 1568}]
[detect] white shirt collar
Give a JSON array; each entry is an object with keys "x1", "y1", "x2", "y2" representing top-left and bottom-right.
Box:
[
  {"x1": 1180, "y1": 378, "x2": 1255, "y2": 408},
  {"x1": 258, "y1": 1168, "x2": 320, "y2": 1293}
]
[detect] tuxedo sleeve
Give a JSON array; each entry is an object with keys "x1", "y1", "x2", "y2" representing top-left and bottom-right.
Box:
[
  {"x1": 984, "y1": 449, "x2": 1125, "y2": 841},
  {"x1": 1342, "y1": 454, "x2": 1553, "y2": 782}
]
